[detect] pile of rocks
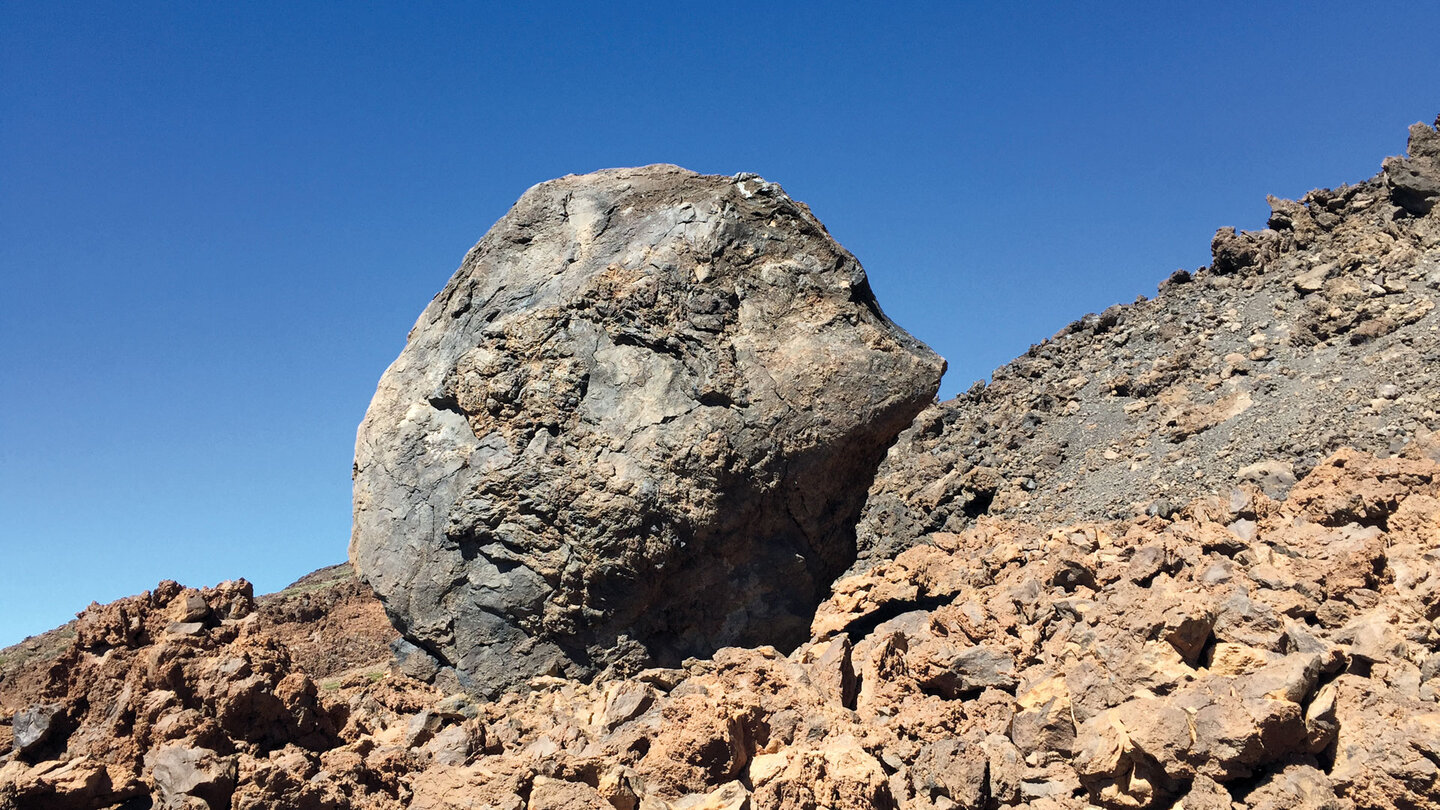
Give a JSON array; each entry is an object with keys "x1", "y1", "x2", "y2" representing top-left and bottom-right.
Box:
[{"x1": 5, "y1": 445, "x2": 1436, "y2": 809}]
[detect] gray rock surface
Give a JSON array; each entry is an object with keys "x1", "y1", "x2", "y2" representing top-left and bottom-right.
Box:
[
  {"x1": 352, "y1": 165, "x2": 943, "y2": 696},
  {"x1": 12, "y1": 702, "x2": 66, "y2": 759},
  {"x1": 855, "y1": 118, "x2": 1440, "y2": 571}
]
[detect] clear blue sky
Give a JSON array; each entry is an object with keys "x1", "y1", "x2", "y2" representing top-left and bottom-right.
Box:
[{"x1": 2, "y1": 2, "x2": 1437, "y2": 645}]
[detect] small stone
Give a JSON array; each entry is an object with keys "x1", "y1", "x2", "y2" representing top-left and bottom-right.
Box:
[
  {"x1": 1178, "y1": 775, "x2": 1232, "y2": 810},
  {"x1": 1199, "y1": 559, "x2": 1235, "y2": 585},
  {"x1": 530, "y1": 776, "x2": 613, "y2": 810},
  {"x1": 1292, "y1": 264, "x2": 1332, "y2": 293},
  {"x1": 1244, "y1": 762, "x2": 1345, "y2": 809},
  {"x1": 1146, "y1": 498, "x2": 1175, "y2": 519},
  {"x1": 1221, "y1": 352, "x2": 1250, "y2": 377},
  {"x1": 748, "y1": 752, "x2": 789, "y2": 787},
  {"x1": 1207, "y1": 643, "x2": 1276, "y2": 676},
  {"x1": 1162, "y1": 601, "x2": 1216, "y2": 665},
  {"x1": 405, "y1": 709, "x2": 444, "y2": 748},
  {"x1": 1010, "y1": 678, "x2": 1075, "y2": 756},
  {"x1": 671, "y1": 781, "x2": 749, "y2": 810},
  {"x1": 1127, "y1": 543, "x2": 1173, "y2": 584},
  {"x1": 601, "y1": 681, "x2": 657, "y2": 731},
  {"x1": 920, "y1": 645, "x2": 1018, "y2": 697},
  {"x1": 1213, "y1": 588, "x2": 1286, "y2": 650},
  {"x1": 13, "y1": 703, "x2": 67, "y2": 758},
  {"x1": 1051, "y1": 559, "x2": 1097, "y2": 592},
  {"x1": 798, "y1": 636, "x2": 857, "y2": 708},
  {"x1": 1304, "y1": 683, "x2": 1340, "y2": 753},
  {"x1": 171, "y1": 593, "x2": 211, "y2": 623},
  {"x1": 164, "y1": 621, "x2": 205, "y2": 637},
  {"x1": 1227, "y1": 518, "x2": 1257, "y2": 543},
  {"x1": 423, "y1": 725, "x2": 473, "y2": 767},
  {"x1": 635, "y1": 668, "x2": 687, "y2": 691},
  {"x1": 433, "y1": 693, "x2": 479, "y2": 721},
  {"x1": 1236, "y1": 460, "x2": 1298, "y2": 500},
  {"x1": 909, "y1": 739, "x2": 989, "y2": 810},
  {"x1": 1344, "y1": 611, "x2": 1405, "y2": 663},
  {"x1": 1282, "y1": 624, "x2": 1346, "y2": 673},
  {"x1": 1240, "y1": 654, "x2": 1322, "y2": 703}
]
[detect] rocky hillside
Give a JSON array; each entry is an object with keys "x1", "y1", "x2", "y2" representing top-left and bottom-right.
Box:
[{"x1": 857, "y1": 118, "x2": 1440, "y2": 570}]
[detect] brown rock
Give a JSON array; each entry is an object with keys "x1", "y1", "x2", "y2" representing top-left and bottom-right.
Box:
[
  {"x1": 171, "y1": 592, "x2": 212, "y2": 624},
  {"x1": 796, "y1": 636, "x2": 857, "y2": 709},
  {"x1": 530, "y1": 776, "x2": 613, "y2": 810},
  {"x1": 914, "y1": 643, "x2": 1018, "y2": 698},
  {"x1": 1010, "y1": 676, "x2": 1075, "y2": 757},
  {"x1": 1159, "y1": 598, "x2": 1216, "y2": 665},
  {"x1": 1178, "y1": 775, "x2": 1233, "y2": 810},
  {"x1": 749, "y1": 741, "x2": 893, "y2": 810}
]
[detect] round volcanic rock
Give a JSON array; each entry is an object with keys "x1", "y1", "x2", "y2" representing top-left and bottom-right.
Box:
[{"x1": 351, "y1": 165, "x2": 944, "y2": 696}]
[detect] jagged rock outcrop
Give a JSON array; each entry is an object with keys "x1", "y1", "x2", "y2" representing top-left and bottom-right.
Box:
[
  {"x1": 856, "y1": 118, "x2": 1440, "y2": 570},
  {"x1": 351, "y1": 165, "x2": 945, "y2": 696}
]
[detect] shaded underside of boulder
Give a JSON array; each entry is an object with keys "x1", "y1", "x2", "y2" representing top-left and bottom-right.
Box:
[{"x1": 351, "y1": 164, "x2": 944, "y2": 696}]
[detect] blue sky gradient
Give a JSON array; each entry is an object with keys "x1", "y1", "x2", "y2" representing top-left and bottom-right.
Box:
[{"x1": 3, "y1": 2, "x2": 1437, "y2": 644}]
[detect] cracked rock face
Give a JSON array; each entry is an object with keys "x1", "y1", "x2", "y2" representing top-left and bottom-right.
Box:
[{"x1": 351, "y1": 165, "x2": 944, "y2": 696}]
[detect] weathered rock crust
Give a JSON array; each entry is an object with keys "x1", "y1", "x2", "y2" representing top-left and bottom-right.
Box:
[{"x1": 351, "y1": 165, "x2": 944, "y2": 696}]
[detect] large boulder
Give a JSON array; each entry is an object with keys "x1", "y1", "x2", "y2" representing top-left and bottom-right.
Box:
[{"x1": 351, "y1": 165, "x2": 944, "y2": 696}]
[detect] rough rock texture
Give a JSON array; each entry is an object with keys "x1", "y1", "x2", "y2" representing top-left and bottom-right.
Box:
[
  {"x1": 351, "y1": 164, "x2": 945, "y2": 695},
  {"x1": 857, "y1": 118, "x2": 1440, "y2": 570},
  {"x1": 5, "y1": 447, "x2": 1438, "y2": 809}
]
